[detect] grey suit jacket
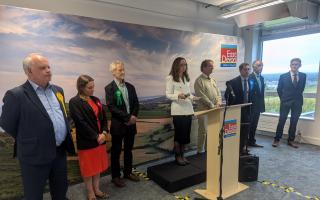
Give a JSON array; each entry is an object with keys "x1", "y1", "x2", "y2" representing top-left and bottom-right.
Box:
[{"x1": 0, "y1": 81, "x2": 75, "y2": 164}]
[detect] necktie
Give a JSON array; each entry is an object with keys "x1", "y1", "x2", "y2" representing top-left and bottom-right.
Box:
[
  {"x1": 256, "y1": 74, "x2": 262, "y2": 92},
  {"x1": 293, "y1": 74, "x2": 298, "y2": 87},
  {"x1": 243, "y1": 78, "x2": 248, "y2": 103}
]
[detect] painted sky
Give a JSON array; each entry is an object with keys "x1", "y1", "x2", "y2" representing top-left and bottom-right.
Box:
[
  {"x1": 0, "y1": 5, "x2": 244, "y2": 103},
  {"x1": 262, "y1": 32, "x2": 320, "y2": 74}
]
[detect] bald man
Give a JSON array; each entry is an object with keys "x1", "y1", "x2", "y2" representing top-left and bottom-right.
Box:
[
  {"x1": 248, "y1": 60, "x2": 265, "y2": 147},
  {"x1": 0, "y1": 53, "x2": 75, "y2": 200}
]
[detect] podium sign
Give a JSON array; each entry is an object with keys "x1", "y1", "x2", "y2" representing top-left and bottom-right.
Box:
[{"x1": 195, "y1": 104, "x2": 250, "y2": 199}]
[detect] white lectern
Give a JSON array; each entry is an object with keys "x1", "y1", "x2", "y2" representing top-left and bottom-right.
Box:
[{"x1": 194, "y1": 103, "x2": 250, "y2": 199}]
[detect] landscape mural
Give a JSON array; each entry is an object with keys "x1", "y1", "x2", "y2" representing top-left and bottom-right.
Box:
[{"x1": 0, "y1": 5, "x2": 244, "y2": 199}]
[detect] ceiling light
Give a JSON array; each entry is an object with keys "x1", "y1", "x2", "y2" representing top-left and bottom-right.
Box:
[{"x1": 220, "y1": 0, "x2": 285, "y2": 19}]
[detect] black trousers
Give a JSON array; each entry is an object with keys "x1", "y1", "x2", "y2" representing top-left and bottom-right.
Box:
[
  {"x1": 20, "y1": 147, "x2": 68, "y2": 200},
  {"x1": 275, "y1": 100, "x2": 302, "y2": 142},
  {"x1": 240, "y1": 107, "x2": 251, "y2": 152},
  {"x1": 111, "y1": 131, "x2": 135, "y2": 179},
  {"x1": 240, "y1": 124, "x2": 250, "y2": 152},
  {"x1": 172, "y1": 115, "x2": 192, "y2": 145},
  {"x1": 249, "y1": 108, "x2": 261, "y2": 145}
]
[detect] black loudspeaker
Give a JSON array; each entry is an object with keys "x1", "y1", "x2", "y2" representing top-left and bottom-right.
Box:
[{"x1": 239, "y1": 155, "x2": 259, "y2": 182}]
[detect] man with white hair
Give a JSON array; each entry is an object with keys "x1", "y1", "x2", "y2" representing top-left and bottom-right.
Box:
[
  {"x1": 0, "y1": 53, "x2": 75, "y2": 199},
  {"x1": 105, "y1": 60, "x2": 140, "y2": 187}
]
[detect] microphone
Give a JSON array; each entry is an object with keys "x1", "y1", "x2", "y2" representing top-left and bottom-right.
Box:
[{"x1": 226, "y1": 81, "x2": 236, "y2": 98}]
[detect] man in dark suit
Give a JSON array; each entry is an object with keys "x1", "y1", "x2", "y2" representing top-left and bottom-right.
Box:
[
  {"x1": 225, "y1": 63, "x2": 252, "y2": 155},
  {"x1": 105, "y1": 60, "x2": 140, "y2": 187},
  {"x1": 273, "y1": 58, "x2": 306, "y2": 148},
  {"x1": 248, "y1": 60, "x2": 265, "y2": 147},
  {"x1": 0, "y1": 53, "x2": 75, "y2": 200}
]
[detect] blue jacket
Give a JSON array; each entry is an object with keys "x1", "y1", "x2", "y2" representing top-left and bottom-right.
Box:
[
  {"x1": 0, "y1": 81, "x2": 75, "y2": 164},
  {"x1": 277, "y1": 72, "x2": 306, "y2": 106}
]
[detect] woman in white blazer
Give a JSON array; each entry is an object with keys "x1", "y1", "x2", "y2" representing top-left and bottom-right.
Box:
[{"x1": 166, "y1": 57, "x2": 199, "y2": 166}]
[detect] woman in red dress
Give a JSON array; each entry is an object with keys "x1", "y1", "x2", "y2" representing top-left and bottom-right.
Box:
[{"x1": 69, "y1": 75, "x2": 109, "y2": 200}]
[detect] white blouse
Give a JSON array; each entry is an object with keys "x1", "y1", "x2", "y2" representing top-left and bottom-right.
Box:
[{"x1": 165, "y1": 75, "x2": 194, "y2": 116}]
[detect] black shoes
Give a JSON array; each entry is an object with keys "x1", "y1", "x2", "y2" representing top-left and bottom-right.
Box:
[
  {"x1": 248, "y1": 143, "x2": 264, "y2": 148},
  {"x1": 124, "y1": 173, "x2": 140, "y2": 182},
  {"x1": 240, "y1": 149, "x2": 250, "y2": 156},
  {"x1": 111, "y1": 177, "x2": 126, "y2": 187}
]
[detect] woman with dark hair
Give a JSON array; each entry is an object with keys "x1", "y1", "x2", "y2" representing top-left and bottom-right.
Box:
[
  {"x1": 165, "y1": 57, "x2": 200, "y2": 166},
  {"x1": 69, "y1": 75, "x2": 109, "y2": 200}
]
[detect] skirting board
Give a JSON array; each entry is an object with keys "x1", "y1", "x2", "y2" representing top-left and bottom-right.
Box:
[{"x1": 256, "y1": 130, "x2": 320, "y2": 146}]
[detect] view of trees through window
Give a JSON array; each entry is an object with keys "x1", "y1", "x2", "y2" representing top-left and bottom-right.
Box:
[{"x1": 262, "y1": 33, "x2": 320, "y2": 119}]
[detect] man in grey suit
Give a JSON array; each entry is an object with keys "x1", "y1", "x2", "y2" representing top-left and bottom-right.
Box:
[
  {"x1": 273, "y1": 58, "x2": 306, "y2": 148},
  {"x1": 0, "y1": 53, "x2": 75, "y2": 200}
]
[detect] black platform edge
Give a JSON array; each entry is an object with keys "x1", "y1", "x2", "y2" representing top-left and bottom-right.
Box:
[{"x1": 147, "y1": 153, "x2": 206, "y2": 193}]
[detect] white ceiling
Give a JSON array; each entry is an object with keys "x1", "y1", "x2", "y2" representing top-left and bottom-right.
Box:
[{"x1": 192, "y1": 0, "x2": 320, "y2": 28}]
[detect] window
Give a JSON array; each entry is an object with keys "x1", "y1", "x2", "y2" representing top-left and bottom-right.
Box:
[{"x1": 262, "y1": 33, "x2": 320, "y2": 119}]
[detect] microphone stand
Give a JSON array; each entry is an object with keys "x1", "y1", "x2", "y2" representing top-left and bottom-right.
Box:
[{"x1": 217, "y1": 91, "x2": 231, "y2": 200}]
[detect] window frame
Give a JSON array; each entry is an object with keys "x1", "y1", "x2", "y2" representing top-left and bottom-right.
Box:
[{"x1": 259, "y1": 26, "x2": 320, "y2": 121}]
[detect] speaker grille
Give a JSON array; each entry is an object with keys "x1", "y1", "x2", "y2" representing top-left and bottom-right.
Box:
[{"x1": 239, "y1": 155, "x2": 259, "y2": 182}]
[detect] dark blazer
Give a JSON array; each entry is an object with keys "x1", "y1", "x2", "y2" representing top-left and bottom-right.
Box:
[
  {"x1": 225, "y1": 75, "x2": 252, "y2": 122},
  {"x1": 225, "y1": 75, "x2": 253, "y2": 105},
  {"x1": 277, "y1": 72, "x2": 306, "y2": 106},
  {"x1": 0, "y1": 81, "x2": 75, "y2": 165},
  {"x1": 105, "y1": 80, "x2": 139, "y2": 136},
  {"x1": 249, "y1": 73, "x2": 265, "y2": 113},
  {"x1": 69, "y1": 95, "x2": 108, "y2": 150}
]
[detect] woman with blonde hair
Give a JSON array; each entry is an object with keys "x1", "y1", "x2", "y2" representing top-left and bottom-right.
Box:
[{"x1": 69, "y1": 75, "x2": 109, "y2": 200}]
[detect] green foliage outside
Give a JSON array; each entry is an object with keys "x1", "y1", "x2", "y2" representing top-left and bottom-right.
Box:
[
  {"x1": 303, "y1": 85, "x2": 317, "y2": 93},
  {"x1": 265, "y1": 96, "x2": 316, "y2": 114},
  {"x1": 265, "y1": 84, "x2": 317, "y2": 115}
]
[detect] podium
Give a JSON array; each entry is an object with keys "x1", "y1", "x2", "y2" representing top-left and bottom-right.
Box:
[{"x1": 194, "y1": 103, "x2": 250, "y2": 199}]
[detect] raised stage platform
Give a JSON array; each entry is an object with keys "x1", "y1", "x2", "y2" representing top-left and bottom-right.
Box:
[{"x1": 147, "y1": 153, "x2": 206, "y2": 193}]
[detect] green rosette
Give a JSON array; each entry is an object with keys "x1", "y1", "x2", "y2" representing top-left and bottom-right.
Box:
[{"x1": 115, "y1": 89, "x2": 122, "y2": 106}]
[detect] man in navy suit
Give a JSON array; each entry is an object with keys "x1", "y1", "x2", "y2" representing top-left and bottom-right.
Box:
[
  {"x1": 105, "y1": 60, "x2": 140, "y2": 187},
  {"x1": 273, "y1": 58, "x2": 306, "y2": 148},
  {"x1": 248, "y1": 60, "x2": 265, "y2": 147},
  {"x1": 0, "y1": 53, "x2": 75, "y2": 200},
  {"x1": 225, "y1": 63, "x2": 252, "y2": 155}
]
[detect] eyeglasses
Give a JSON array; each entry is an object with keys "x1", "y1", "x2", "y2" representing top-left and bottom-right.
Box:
[{"x1": 179, "y1": 63, "x2": 187, "y2": 66}]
